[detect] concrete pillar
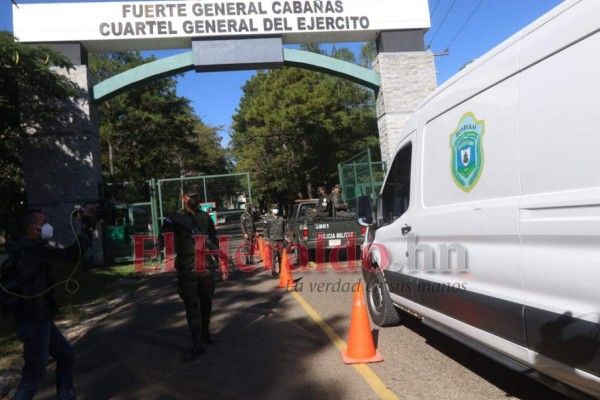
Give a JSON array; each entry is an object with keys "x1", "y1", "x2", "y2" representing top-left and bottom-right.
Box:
[
  {"x1": 374, "y1": 31, "x2": 437, "y2": 165},
  {"x1": 20, "y1": 43, "x2": 104, "y2": 264}
]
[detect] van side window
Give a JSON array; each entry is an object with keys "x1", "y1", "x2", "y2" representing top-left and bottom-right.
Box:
[{"x1": 381, "y1": 143, "x2": 412, "y2": 225}]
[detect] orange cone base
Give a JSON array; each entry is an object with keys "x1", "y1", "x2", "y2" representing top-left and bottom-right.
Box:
[
  {"x1": 277, "y1": 280, "x2": 295, "y2": 289},
  {"x1": 341, "y1": 349, "x2": 383, "y2": 365}
]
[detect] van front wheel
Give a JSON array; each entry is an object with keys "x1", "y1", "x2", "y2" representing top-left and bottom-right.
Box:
[{"x1": 365, "y1": 270, "x2": 401, "y2": 327}]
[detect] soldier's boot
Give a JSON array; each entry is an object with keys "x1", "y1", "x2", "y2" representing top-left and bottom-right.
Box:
[
  {"x1": 185, "y1": 335, "x2": 206, "y2": 361},
  {"x1": 202, "y1": 323, "x2": 215, "y2": 344},
  {"x1": 271, "y1": 255, "x2": 280, "y2": 278}
]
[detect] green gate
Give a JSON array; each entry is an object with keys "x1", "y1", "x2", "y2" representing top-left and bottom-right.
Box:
[
  {"x1": 100, "y1": 173, "x2": 252, "y2": 264},
  {"x1": 157, "y1": 173, "x2": 252, "y2": 226},
  {"x1": 100, "y1": 180, "x2": 159, "y2": 264},
  {"x1": 338, "y1": 148, "x2": 387, "y2": 210}
]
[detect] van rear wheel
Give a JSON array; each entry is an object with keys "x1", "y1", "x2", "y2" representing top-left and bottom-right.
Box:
[{"x1": 365, "y1": 270, "x2": 401, "y2": 327}]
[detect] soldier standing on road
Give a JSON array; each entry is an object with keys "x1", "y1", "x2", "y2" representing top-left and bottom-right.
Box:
[
  {"x1": 264, "y1": 204, "x2": 286, "y2": 278},
  {"x1": 240, "y1": 205, "x2": 257, "y2": 265},
  {"x1": 158, "y1": 192, "x2": 229, "y2": 361},
  {"x1": 330, "y1": 184, "x2": 356, "y2": 219}
]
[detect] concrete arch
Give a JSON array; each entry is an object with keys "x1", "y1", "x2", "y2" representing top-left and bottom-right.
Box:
[{"x1": 92, "y1": 48, "x2": 381, "y2": 102}]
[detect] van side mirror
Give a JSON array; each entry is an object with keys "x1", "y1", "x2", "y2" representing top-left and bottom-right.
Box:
[{"x1": 356, "y1": 195, "x2": 374, "y2": 227}]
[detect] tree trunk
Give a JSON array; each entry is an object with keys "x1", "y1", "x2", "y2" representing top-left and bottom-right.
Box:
[{"x1": 108, "y1": 139, "x2": 114, "y2": 176}]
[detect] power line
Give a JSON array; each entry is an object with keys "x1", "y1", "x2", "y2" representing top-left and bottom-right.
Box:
[
  {"x1": 426, "y1": 0, "x2": 458, "y2": 49},
  {"x1": 430, "y1": 0, "x2": 442, "y2": 19},
  {"x1": 436, "y1": 0, "x2": 486, "y2": 67},
  {"x1": 445, "y1": 0, "x2": 485, "y2": 50}
]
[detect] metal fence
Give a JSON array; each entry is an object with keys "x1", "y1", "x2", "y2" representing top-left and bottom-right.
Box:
[
  {"x1": 98, "y1": 173, "x2": 251, "y2": 264},
  {"x1": 157, "y1": 173, "x2": 252, "y2": 224},
  {"x1": 338, "y1": 148, "x2": 387, "y2": 211}
]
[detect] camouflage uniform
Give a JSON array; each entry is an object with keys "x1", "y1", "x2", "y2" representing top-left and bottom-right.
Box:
[
  {"x1": 264, "y1": 213, "x2": 286, "y2": 277},
  {"x1": 240, "y1": 208, "x2": 256, "y2": 264},
  {"x1": 330, "y1": 185, "x2": 355, "y2": 219}
]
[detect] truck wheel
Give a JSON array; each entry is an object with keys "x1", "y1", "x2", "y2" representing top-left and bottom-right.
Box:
[{"x1": 365, "y1": 270, "x2": 401, "y2": 327}]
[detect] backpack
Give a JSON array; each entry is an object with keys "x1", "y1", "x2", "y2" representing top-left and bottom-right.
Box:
[{"x1": 0, "y1": 253, "x2": 22, "y2": 318}]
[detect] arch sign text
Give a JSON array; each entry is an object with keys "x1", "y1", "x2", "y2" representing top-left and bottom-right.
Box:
[{"x1": 13, "y1": 0, "x2": 430, "y2": 51}]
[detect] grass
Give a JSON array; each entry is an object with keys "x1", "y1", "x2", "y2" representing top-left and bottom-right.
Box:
[{"x1": 0, "y1": 263, "x2": 141, "y2": 370}]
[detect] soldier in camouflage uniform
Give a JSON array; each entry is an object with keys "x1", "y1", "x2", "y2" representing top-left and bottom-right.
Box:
[
  {"x1": 264, "y1": 204, "x2": 286, "y2": 278},
  {"x1": 240, "y1": 205, "x2": 257, "y2": 265},
  {"x1": 330, "y1": 184, "x2": 356, "y2": 219}
]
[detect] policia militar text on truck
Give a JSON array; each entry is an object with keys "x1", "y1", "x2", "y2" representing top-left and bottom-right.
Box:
[{"x1": 357, "y1": 1, "x2": 600, "y2": 398}]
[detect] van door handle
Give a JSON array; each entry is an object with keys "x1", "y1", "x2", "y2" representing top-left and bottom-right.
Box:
[{"x1": 401, "y1": 225, "x2": 412, "y2": 236}]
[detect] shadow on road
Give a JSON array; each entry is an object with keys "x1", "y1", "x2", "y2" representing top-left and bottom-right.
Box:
[
  {"x1": 36, "y1": 225, "x2": 351, "y2": 399},
  {"x1": 398, "y1": 311, "x2": 572, "y2": 400}
]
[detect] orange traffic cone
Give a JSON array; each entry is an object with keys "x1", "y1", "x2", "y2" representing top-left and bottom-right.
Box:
[
  {"x1": 277, "y1": 248, "x2": 295, "y2": 288},
  {"x1": 258, "y1": 236, "x2": 265, "y2": 259},
  {"x1": 254, "y1": 236, "x2": 261, "y2": 259},
  {"x1": 341, "y1": 283, "x2": 383, "y2": 364},
  {"x1": 264, "y1": 243, "x2": 272, "y2": 272}
]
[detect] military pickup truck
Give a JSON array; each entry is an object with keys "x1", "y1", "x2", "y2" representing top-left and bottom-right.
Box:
[{"x1": 286, "y1": 200, "x2": 364, "y2": 260}]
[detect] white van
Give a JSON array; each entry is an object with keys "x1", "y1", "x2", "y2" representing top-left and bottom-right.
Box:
[{"x1": 358, "y1": 0, "x2": 600, "y2": 398}]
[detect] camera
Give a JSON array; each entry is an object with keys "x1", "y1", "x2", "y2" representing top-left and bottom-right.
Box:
[{"x1": 74, "y1": 201, "x2": 112, "y2": 231}]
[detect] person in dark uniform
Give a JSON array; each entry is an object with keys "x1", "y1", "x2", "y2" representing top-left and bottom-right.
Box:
[
  {"x1": 240, "y1": 205, "x2": 257, "y2": 265},
  {"x1": 330, "y1": 184, "x2": 355, "y2": 219},
  {"x1": 264, "y1": 204, "x2": 287, "y2": 278},
  {"x1": 315, "y1": 186, "x2": 331, "y2": 218},
  {"x1": 158, "y1": 193, "x2": 229, "y2": 361}
]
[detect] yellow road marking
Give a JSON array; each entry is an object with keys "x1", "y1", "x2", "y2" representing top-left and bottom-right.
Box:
[{"x1": 291, "y1": 291, "x2": 399, "y2": 400}]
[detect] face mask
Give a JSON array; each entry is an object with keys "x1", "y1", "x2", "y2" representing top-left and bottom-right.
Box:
[
  {"x1": 272, "y1": 209, "x2": 279, "y2": 215},
  {"x1": 36, "y1": 223, "x2": 54, "y2": 240}
]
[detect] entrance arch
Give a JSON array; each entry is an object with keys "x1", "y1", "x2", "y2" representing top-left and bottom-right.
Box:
[
  {"x1": 93, "y1": 48, "x2": 381, "y2": 102},
  {"x1": 11, "y1": 0, "x2": 436, "y2": 252}
]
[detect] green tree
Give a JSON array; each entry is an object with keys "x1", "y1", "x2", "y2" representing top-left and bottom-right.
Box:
[
  {"x1": 89, "y1": 52, "x2": 228, "y2": 191},
  {"x1": 0, "y1": 31, "x2": 79, "y2": 238},
  {"x1": 359, "y1": 42, "x2": 377, "y2": 68},
  {"x1": 230, "y1": 45, "x2": 378, "y2": 207}
]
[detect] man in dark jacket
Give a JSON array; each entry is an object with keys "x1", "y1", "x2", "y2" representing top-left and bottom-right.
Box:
[
  {"x1": 158, "y1": 193, "x2": 229, "y2": 361},
  {"x1": 5, "y1": 208, "x2": 94, "y2": 400}
]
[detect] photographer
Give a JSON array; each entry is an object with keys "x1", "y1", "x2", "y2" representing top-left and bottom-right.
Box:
[{"x1": 5, "y1": 207, "x2": 95, "y2": 400}]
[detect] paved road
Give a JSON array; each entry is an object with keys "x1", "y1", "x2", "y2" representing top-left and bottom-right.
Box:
[{"x1": 36, "y1": 222, "x2": 569, "y2": 400}]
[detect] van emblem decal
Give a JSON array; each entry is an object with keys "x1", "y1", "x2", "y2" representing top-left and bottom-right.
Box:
[{"x1": 450, "y1": 113, "x2": 485, "y2": 192}]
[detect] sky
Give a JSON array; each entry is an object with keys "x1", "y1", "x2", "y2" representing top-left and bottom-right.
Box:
[{"x1": 1, "y1": 0, "x2": 564, "y2": 146}]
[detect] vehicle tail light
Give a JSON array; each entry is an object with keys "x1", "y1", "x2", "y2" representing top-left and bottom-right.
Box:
[
  {"x1": 301, "y1": 224, "x2": 309, "y2": 239},
  {"x1": 361, "y1": 226, "x2": 366, "y2": 236}
]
